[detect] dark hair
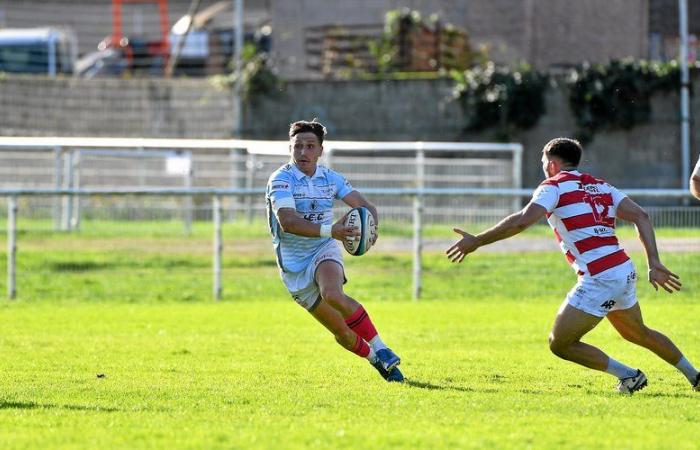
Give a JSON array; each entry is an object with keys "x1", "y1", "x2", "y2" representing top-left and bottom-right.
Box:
[
  {"x1": 289, "y1": 119, "x2": 327, "y2": 144},
  {"x1": 543, "y1": 137, "x2": 582, "y2": 167}
]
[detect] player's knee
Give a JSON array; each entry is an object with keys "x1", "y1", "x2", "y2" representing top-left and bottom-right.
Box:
[
  {"x1": 319, "y1": 286, "x2": 345, "y2": 306},
  {"x1": 548, "y1": 334, "x2": 568, "y2": 358}
]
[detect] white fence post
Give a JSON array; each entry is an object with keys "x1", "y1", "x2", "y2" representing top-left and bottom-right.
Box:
[
  {"x1": 512, "y1": 144, "x2": 523, "y2": 212},
  {"x1": 7, "y1": 196, "x2": 17, "y2": 300},
  {"x1": 61, "y1": 150, "x2": 73, "y2": 231},
  {"x1": 213, "y1": 195, "x2": 223, "y2": 300},
  {"x1": 413, "y1": 145, "x2": 425, "y2": 300},
  {"x1": 184, "y1": 151, "x2": 194, "y2": 235},
  {"x1": 53, "y1": 146, "x2": 62, "y2": 231},
  {"x1": 245, "y1": 153, "x2": 256, "y2": 223},
  {"x1": 72, "y1": 149, "x2": 81, "y2": 231}
]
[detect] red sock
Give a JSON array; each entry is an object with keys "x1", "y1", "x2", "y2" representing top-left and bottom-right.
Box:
[
  {"x1": 345, "y1": 306, "x2": 378, "y2": 342},
  {"x1": 351, "y1": 335, "x2": 370, "y2": 358}
]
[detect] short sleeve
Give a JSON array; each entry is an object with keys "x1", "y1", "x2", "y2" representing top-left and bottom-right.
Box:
[
  {"x1": 332, "y1": 171, "x2": 354, "y2": 199},
  {"x1": 531, "y1": 184, "x2": 559, "y2": 213},
  {"x1": 607, "y1": 184, "x2": 627, "y2": 207},
  {"x1": 267, "y1": 173, "x2": 295, "y2": 213}
]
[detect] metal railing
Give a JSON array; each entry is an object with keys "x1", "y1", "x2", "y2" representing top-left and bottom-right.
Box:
[
  {"x1": 0, "y1": 136, "x2": 524, "y2": 229},
  {"x1": 2, "y1": 187, "x2": 694, "y2": 302}
]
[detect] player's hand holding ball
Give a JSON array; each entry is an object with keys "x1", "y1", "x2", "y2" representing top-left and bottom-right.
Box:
[{"x1": 338, "y1": 207, "x2": 377, "y2": 256}]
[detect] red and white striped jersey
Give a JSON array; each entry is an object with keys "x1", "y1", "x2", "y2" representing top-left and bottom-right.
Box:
[{"x1": 531, "y1": 170, "x2": 632, "y2": 278}]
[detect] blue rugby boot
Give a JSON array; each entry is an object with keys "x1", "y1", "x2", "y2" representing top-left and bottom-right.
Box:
[
  {"x1": 371, "y1": 358, "x2": 405, "y2": 383},
  {"x1": 386, "y1": 366, "x2": 405, "y2": 382},
  {"x1": 375, "y1": 348, "x2": 401, "y2": 372}
]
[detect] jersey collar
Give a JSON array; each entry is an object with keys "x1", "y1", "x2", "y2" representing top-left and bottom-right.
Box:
[{"x1": 291, "y1": 163, "x2": 325, "y2": 180}]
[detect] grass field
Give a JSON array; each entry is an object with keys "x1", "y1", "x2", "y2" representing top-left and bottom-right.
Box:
[{"x1": 0, "y1": 221, "x2": 699, "y2": 449}]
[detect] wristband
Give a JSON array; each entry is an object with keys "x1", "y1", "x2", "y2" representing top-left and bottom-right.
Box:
[{"x1": 319, "y1": 224, "x2": 332, "y2": 238}]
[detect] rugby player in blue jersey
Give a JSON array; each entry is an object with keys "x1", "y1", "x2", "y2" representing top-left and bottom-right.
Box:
[{"x1": 265, "y1": 119, "x2": 404, "y2": 382}]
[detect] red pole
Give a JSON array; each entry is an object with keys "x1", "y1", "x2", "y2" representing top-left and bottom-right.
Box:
[{"x1": 112, "y1": 0, "x2": 123, "y2": 44}]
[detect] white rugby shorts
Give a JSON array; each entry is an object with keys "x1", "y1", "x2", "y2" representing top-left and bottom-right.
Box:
[
  {"x1": 563, "y1": 260, "x2": 638, "y2": 317},
  {"x1": 280, "y1": 239, "x2": 345, "y2": 311}
]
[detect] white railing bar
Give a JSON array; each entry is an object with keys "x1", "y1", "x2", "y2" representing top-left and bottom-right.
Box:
[
  {"x1": 0, "y1": 137, "x2": 522, "y2": 154},
  {"x1": 0, "y1": 188, "x2": 692, "y2": 197}
]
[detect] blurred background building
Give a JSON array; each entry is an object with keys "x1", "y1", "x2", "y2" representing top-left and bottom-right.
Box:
[{"x1": 0, "y1": 0, "x2": 697, "y2": 189}]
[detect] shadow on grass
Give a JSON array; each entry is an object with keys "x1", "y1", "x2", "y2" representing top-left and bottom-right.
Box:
[
  {"x1": 0, "y1": 401, "x2": 120, "y2": 412},
  {"x1": 49, "y1": 261, "x2": 113, "y2": 272},
  {"x1": 405, "y1": 379, "x2": 497, "y2": 393}
]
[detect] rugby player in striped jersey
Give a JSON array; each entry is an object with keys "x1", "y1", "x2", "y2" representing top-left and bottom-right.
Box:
[{"x1": 447, "y1": 137, "x2": 699, "y2": 394}]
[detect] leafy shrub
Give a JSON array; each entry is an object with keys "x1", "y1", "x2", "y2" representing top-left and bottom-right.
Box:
[
  {"x1": 451, "y1": 62, "x2": 548, "y2": 138},
  {"x1": 566, "y1": 59, "x2": 680, "y2": 143}
]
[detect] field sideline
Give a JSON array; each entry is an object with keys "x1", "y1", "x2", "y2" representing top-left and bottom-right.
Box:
[{"x1": 0, "y1": 223, "x2": 698, "y2": 448}]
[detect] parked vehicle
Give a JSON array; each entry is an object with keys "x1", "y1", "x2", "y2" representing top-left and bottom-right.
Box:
[{"x1": 0, "y1": 27, "x2": 78, "y2": 75}]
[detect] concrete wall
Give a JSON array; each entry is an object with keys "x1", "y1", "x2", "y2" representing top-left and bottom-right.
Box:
[
  {"x1": 246, "y1": 78, "x2": 693, "y2": 189},
  {"x1": 0, "y1": 75, "x2": 234, "y2": 138},
  {"x1": 0, "y1": 75, "x2": 696, "y2": 189}
]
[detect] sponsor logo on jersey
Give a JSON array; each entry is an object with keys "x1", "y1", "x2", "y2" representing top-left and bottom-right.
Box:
[
  {"x1": 303, "y1": 212, "x2": 324, "y2": 222},
  {"x1": 270, "y1": 182, "x2": 290, "y2": 191}
]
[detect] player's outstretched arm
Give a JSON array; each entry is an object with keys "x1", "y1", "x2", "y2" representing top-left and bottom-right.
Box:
[
  {"x1": 616, "y1": 197, "x2": 681, "y2": 293},
  {"x1": 446, "y1": 202, "x2": 547, "y2": 263},
  {"x1": 690, "y1": 159, "x2": 700, "y2": 200},
  {"x1": 276, "y1": 208, "x2": 359, "y2": 240}
]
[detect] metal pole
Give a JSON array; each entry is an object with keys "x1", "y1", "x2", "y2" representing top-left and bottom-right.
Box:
[
  {"x1": 7, "y1": 196, "x2": 17, "y2": 299},
  {"x1": 164, "y1": 0, "x2": 203, "y2": 77},
  {"x1": 245, "y1": 152, "x2": 256, "y2": 223},
  {"x1": 53, "y1": 146, "x2": 62, "y2": 231},
  {"x1": 184, "y1": 151, "x2": 193, "y2": 235},
  {"x1": 679, "y1": 0, "x2": 691, "y2": 189},
  {"x1": 324, "y1": 146, "x2": 333, "y2": 169},
  {"x1": 512, "y1": 145, "x2": 523, "y2": 212},
  {"x1": 233, "y1": 0, "x2": 244, "y2": 137},
  {"x1": 413, "y1": 146, "x2": 425, "y2": 300},
  {"x1": 213, "y1": 195, "x2": 223, "y2": 300},
  {"x1": 62, "y1": 150, "x2": 73, "y2": 231},
  {"x1": 72, "y1": 150, "x2": 81, "y2": 230}
]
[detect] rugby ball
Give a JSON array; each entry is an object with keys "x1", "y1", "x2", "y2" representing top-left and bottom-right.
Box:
[{"x1": 343, "y1": 207, "x2": 377, "y2": 256}]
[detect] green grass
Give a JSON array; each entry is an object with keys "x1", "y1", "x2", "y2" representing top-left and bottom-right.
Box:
[
  {"x1": 0, "y1": 227, "x2": 699, "y2": 449},
  {"x1": 4, "y1": 217, "x2": 698, "y2": 240}
]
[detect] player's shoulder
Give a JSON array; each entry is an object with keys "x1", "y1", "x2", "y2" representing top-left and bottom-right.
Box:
[
  {"x1": 318, "y1": 165, "x2": 347, "y2": 181},
  {"x1": 539, "y1": 171, "x2": 583, "y2": 188},
  {"x1": 579, "y1": 172, "x2": 608, "y2": 186},
  {"x1": 268, "y1": 163, "x2": 295, "y2": 183}
]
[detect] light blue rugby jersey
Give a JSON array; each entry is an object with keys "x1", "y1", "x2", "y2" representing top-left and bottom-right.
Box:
[{"x1": 266, "y1": 163, "x2": 354, "y2": 273}]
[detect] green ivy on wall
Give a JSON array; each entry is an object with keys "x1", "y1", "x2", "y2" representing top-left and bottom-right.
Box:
[
  {"x1": 566, "y1": 59, "x2": 680, "y2": 143},
  {"x1": 451, "y1": 62, "x2": 548, "y2": 139},
  {"x1": 210, "y1": 43, "x2": 282, "y2": 104}
]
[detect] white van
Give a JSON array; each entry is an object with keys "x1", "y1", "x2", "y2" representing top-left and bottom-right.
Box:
[{"x1": 0, "y1": 27, "x2": 78, "y2": 76}]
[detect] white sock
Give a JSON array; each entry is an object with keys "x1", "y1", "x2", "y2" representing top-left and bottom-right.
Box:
[
  {"x1": 674, "y1": 356, "x2": 699, "y2": 384},
  {"x1": 368, "y1": 335, "x2": 387, "y2": 352},
  {"x1": 366, "y1": 347, "x2": 377, "y2": 364},
  {"x1": 606, "y1": 357, "x2": 638, "y2": 379}
]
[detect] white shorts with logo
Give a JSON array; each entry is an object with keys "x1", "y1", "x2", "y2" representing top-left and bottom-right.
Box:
[
  {"x1": 280, "y1": 239, "x2": 345, "y2": 311},
  {"x1": 563, "y1": 261, "x2": 638, "y2": 317}
]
